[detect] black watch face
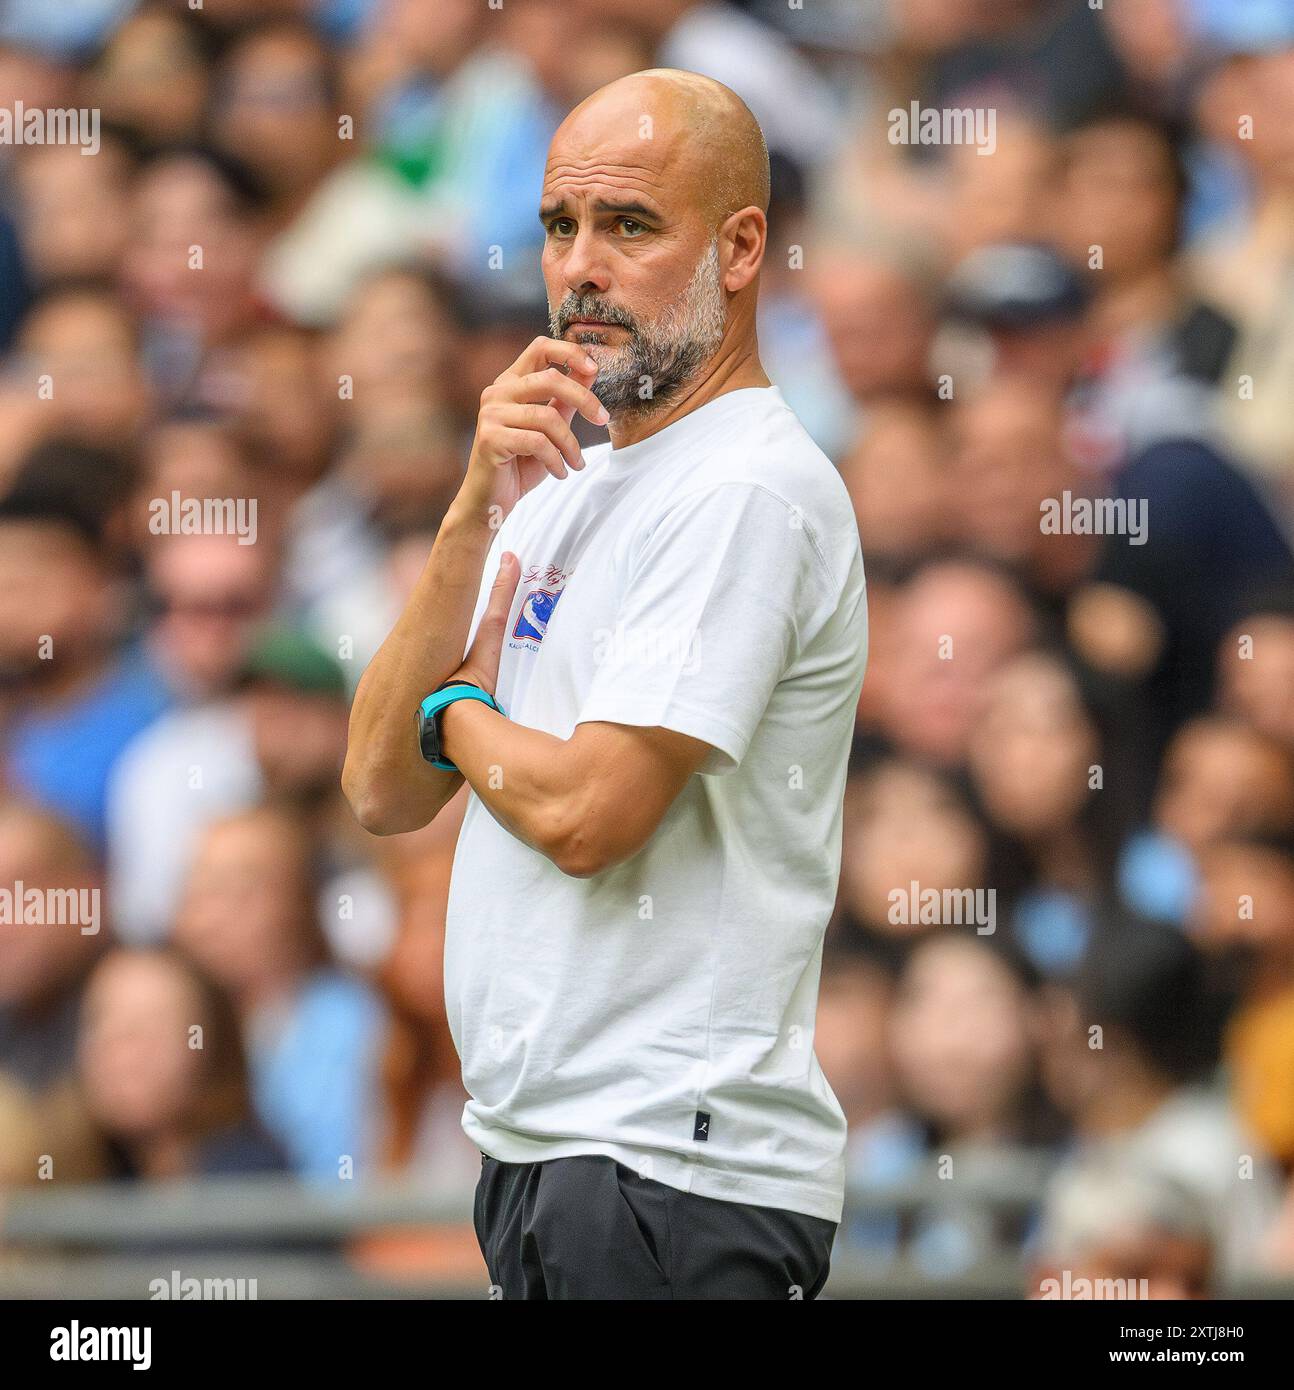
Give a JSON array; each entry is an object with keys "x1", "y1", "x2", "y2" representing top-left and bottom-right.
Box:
[{"x1": 417, "y1": 705, "x2": 442, "y2": 764}]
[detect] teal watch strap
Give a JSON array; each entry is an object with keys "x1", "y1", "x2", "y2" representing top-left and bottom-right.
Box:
[{"x1": 417, "y1": 684, "x2": 506, "y2": 772}]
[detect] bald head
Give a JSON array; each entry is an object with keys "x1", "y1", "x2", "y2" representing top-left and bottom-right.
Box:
[
  {"x1": 540, "y1": 68, "x2": 771, "y2": 425},
  {"x1": 549, "y1": 68, "x2": 769, "y2": 225}
]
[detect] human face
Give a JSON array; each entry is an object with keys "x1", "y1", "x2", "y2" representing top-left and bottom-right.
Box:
[
  {"x1": 540, "y1": 103, "x2": 729, "y2": 414},
  {"x1": 547, "y1": 234, "x2": 725, "y2": 414},
  {"x1": 79, "y1": 953, "x2": 204, "y2": 1139}
]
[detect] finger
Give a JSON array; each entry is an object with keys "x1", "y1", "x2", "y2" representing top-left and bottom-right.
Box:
[
  {"x1": 498, "y1": 428, "x2": 568, "y2": 480},
  {"x1": 512, "y1": 335, "x2": 600, "y2": 381},
  {"x1": 483, "y1": 551, "x2": 521, "y2": 632},
  {"x1": 469, "y1": 551, "x2": 521, "y2": 679},
  {"x1": 507, "y1": 404, "x2": 584, "y2": 471},
  {"x1": 512, "y1": 368, "x2": 609, "y2": 427}
]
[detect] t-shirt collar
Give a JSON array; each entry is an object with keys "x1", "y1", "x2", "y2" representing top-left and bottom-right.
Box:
[{"x1": 602, "y1": 385, "x2": 784, "y2": 474}]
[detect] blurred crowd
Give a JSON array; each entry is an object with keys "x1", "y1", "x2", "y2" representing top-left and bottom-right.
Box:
[{"x1": 3, "y1": 0, "x2": 1294, "y2": 1296}]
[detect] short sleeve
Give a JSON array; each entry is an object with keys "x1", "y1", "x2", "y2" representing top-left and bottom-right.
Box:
[{"x1": 576, "y1": 481, "x2": 836, "y2": 774}]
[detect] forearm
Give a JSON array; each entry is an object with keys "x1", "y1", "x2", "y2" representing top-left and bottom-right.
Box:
[
  {"x1": 342, "y1": 501, "x2": 495, "y2": 833},
  {"x1": 439, "y1": 697, "x2": 579, "y2": 858}
]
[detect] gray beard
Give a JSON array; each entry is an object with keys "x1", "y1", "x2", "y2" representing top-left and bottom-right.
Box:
[{"x1": 549, "y1": 238, "x2": 727, "y2": 416}]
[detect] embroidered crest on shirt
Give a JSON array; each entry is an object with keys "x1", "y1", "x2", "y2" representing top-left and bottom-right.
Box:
[{"x1": 510, "y1": 564, "x2": 569, "y2": 648}]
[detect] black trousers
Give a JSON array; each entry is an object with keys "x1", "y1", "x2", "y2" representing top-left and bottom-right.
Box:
[{"x1": 473, "y1": 1152, "x2": 837, "y2": 1300}]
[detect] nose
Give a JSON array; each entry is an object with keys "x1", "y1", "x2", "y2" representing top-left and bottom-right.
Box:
[{"x1": 561, "y1": 227, "x2": 612, "y2": 299}]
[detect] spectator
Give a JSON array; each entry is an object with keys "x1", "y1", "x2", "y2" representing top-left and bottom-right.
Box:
[
  {"x1": 836, "y1": 756, "x2": 991, "y2": 943},
  {"x1": 0, "y1": 798, "x2": 105, "y2": 1184},
  {"x1": 888, "y1": 933, "x2": 1058, "y2": 1276},
  {"x1": 1193, "y1": 828, "x2": 1294, "y2": 1169},
  {"x1": 1030, "y1": 1156, "x2": 1214, "y2": 1299},
  {"x1": 106, "y1": 625, "x2": 363, "y2": 948},
  {"x1": 1119, "y1": 715, "x2": 1294, "y2": 927},
  {"x1": 370, "y1": 837, "x2": 478, "y2": 1187},
  {"x1": 77, "y1": 946, "x2": 287, "y2": 1180},
  {"x1": 1057, "y1": 110, "x2": 1236, "y2": 459},
  {"x1": 13, "y1": 280, "x2": 152, "y2": 449},
  {"x1": 1217, "y1": 587, "x2": 1294, "y2": 749},
  {"x1": 838, "y1": 400, "x2": 952, "y2": 569},
  {"x1": 0, "y1": 445, "x2": 170, "y2": 850},
  {"x1": 967, "y1": 648, "x2": 1127, "y2": 975},
  {"x1": 173, "y1": 803, "x2": 383, "y2": 1181},
  {"x1": 1044, "y1": 920, "x2": 1281, "y2": 1275},
  {"x1": 865, "y1": 557, "x2": 1040, "y2": 767}
]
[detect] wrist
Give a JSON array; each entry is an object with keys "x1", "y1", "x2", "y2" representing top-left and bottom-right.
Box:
[
  {"x1": 439, "y1": 689, "x2": 493, "y2": 766},
  {"x1": 442, "y1": 495, "x2": 495, "y2": 538},
  {"x1": 447, "y1": 471, "x2": 505, "y2": 533}
]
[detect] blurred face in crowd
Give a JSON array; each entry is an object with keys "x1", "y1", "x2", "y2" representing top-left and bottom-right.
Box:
[
  {"x1": 213, "y1": 26, "x2": 338, "y2": 198},
  {"x1": 1154, "y1": 719, "x2": 1294, "y2": 856},
  {"x1": 565, "y1": 0, "x2": 693, "y2": 43},
  {"x1": 88, "y1": 10, "x2": 209, "y2": 145},
  {"x1": 951, "y1": 380, "x2": 1078, "y2": 570},
  {"x1": 364, "y1": 0, "x2": 485, "y2": 78},
  {"x1": 1098, "y1": 0, "x2": 1191, "y2": 84},
  {"x1": 985, "y1": 319, "x2": 1086, "y2": 394},
  {"x1": 78, "y1": 952, "x2": 205, "y2": 1142},
  {"x1": 1217, "y1": 615, "x2": 1294, "y2": 748},
  {"x1": 808, "y1": 251, "x2": 934, "y2": 404},
  {"x1": 176, "y1": 810, "x2": 316, "y2": 1003},
  {"x1": 890, "y1": 936, "x2": 1035, "y2": 1139},
  {"x1": 230, "y1": 326, "x2": 335, "y2": 484},
  {"x1": 17, "y1": 291, "x2": 150, "y2": 446},
  {"x1": 328, "y1": 271, "x2": 454, "y2": 414},
  {"x1": 140, "y1": 422, "x2": 258, "y2": 525},
  {"x1": 839, "y1": 761, "x2": 988, "y2": 934},
  {"x1": 945, "y1": 116, "x2": 1058, "y2": 260},
  {"x1": 341, "y1": 422, "x2": 463, "y2": 531},
  {"x1": 1059, "y1": 120, "x2": 1180, "y2": 281},
  {"x1": 0, "y1": 44, "x2": 70, "y2": 114},
  {"x1": 1195, "y1": 841, "x2": 1294, "y2": 959},
  {"x1": 1076, "y1": 1228, "x2": 1212, "y2": 1300},
  {"x1": 495, "y1": 2, "x2": 651, "y2": 110},
  {"x1": 969, "y1": 652, "x2": 1098, "y2": 840},
  {"x1": 1035, "y1": 1223, "x2": 1212, "y2": 1301},
  {"x1": 15, "y1": 142, "x2": 133, "y2": 284},
  {"x1": 541, "y1": 72, "x2": 766, "y2": 414},
  {"x1": 123, "y1": 156, "x2": 262, "y2": 341},
  {"x1": 1218, "y1": 51, "x2": 1294, "y2": 189},
  {"x1": 247, "y1": 686, "x2": 349, "y2": 798},
  {"x1": 887, "y1": 0, "x2": 981, "y2": 53},
  {"x1": 814, "y1": 956, "x2": 897, "y2": 1121},
  {"x1": 328, "y1": 272, "x2": 463, "y2": 515},
  {"x1": 147, "y1": 535, "x2": 273, "y2": 699},
  {"x1": 838, "y1": 403, "x2": 949, "y2": 562},
  {"x1": 878, "y1": 562, "x2": 1036, "y2": 765},
  {"x1": 0, "y1": 521, "x2": 114, "y2": 686},
  {"x1": 0, "y1": 802, "x2": 99, "y2": 1011}
]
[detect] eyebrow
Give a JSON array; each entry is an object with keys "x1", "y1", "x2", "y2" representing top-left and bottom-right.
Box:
[{"x1": 538, "y1": 198, "x2": 663, "y2": 225}]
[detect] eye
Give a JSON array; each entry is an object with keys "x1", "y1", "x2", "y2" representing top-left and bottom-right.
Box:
[
  {"x1": 548, "y1": 217, "x2": 576, "y2": 237},
  {"x1": 617, "y1": 218, "x2": 647, "y2": 237}
]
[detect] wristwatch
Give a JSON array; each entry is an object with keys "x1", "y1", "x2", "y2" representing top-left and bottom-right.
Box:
[{"x1": 417, "y1": 680, "x2": 506, "y2": 772}]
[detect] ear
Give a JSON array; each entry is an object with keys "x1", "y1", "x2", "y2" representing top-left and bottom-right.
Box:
[{"x1": 720, "y1": 206, "x2": 767, "y2": 292}]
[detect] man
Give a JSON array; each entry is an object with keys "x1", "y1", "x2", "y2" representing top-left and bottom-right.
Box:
[
  {"x1": 343, "y1": 69, "x2": 867, "y2": 1299},
  {"x1": 0, "y1": 443, "x2": 170, "y2": 852}
]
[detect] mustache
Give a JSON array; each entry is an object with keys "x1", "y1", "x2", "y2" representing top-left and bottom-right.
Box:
[{"x1": 552, "y1": 296, "x2": 637, "y2": 336}]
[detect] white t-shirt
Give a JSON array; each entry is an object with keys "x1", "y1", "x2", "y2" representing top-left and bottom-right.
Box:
[{"x1": 444, "y1": 385, "x2": 867, "y2": 1221}]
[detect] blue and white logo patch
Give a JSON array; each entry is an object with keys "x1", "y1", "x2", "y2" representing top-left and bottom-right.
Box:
[{"x1": 512, "y1": 587, "x2": 562, "y2": 645}]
